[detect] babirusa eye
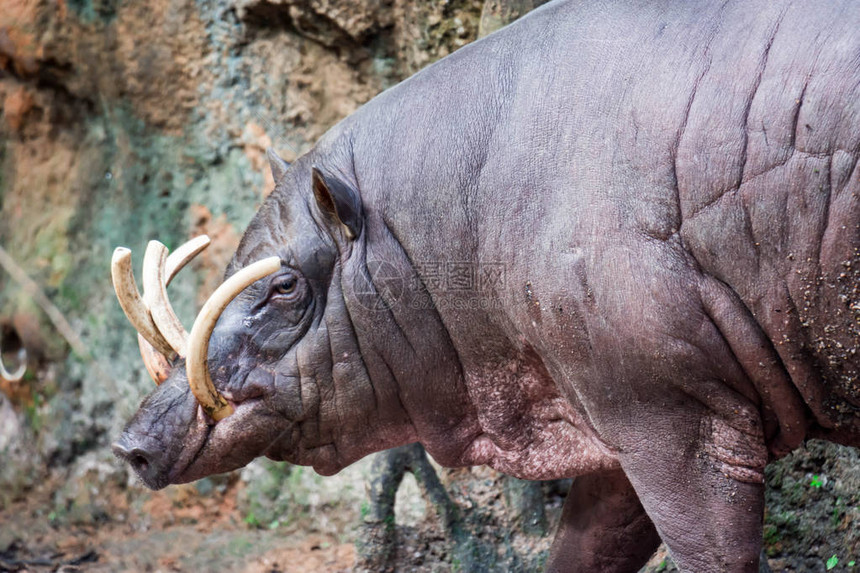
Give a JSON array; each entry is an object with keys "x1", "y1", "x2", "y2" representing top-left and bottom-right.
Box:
[{"x1": 275, "y1": 276, "x2": 297, "y2": 295}]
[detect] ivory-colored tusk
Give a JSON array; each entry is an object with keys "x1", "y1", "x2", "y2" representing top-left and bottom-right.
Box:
[
  {"x1": 112, "y1": 247, "x2": 176, "y2": 358},
  {"x1": 0, "y1": 341, "x2": 26, "y2": 383},
  {"x1": 186, "y1": 256, "x2": 281, "y2": 421},
  {"x1": 143, "y1": 241, "x2": 189, "y2": 357},
  {"x1": 138, "y1": 334, "x2": 172, "y2": 384},
  {"x1": 165, "y1": 235, "x2": 210, "y2": 284},
  {"x1": 113, "y1": 237, "x2": 211, "y2": 384},
  {"x1": 141, "y1": 235, "x2": 210, "y2": 383}
]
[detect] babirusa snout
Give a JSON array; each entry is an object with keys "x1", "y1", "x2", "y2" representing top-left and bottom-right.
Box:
[{"x1": 185, "y1": 256, "x2": 281, "y2": 421}]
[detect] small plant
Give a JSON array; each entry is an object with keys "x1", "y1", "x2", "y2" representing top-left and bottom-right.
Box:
[
  {"x1": 243, "y1": 511, "x2": 261, "y2": 528},
  {"x1": 831, "y1": 497, "x2": 844, "y2": 527},
  {"x1": 359, "y1": 500, "x2": 371, "y2": 520},
  {"x1": 810, "y1": 475, "x2": 823, "y2": 488},
  {"x1": 827, "y1": 555, "x2": 838, "y2": 570}
]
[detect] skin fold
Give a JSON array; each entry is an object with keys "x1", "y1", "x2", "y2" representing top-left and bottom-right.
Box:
[{"x1": 113, "y1": 1, "x2": 860, "y2": 571}]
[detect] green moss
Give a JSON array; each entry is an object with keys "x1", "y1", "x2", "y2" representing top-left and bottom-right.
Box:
[
  {"x1": 66, "y1": 0, "x2": 117, "y2": 21},
  {"x1": 763, "y1": 523, "x2": 781, "y2": 556},
  {"x1": 784, "y1": 477, "x2": 808, "y2": 505},
  {"x1": 24, "y1": 395, "x2": 44, "y2": 433}
]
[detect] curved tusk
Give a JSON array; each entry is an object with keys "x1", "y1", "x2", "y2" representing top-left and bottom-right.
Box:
[
  {"x1": 114, "y1": 237, "x2": 211, "y2": 384},
  {"x1": 186, "y1": 256, "x2": 281, "y2": 421},
  {"x1": 0, "y1": 337, "x2": 26, "y2": 383},
  {"x1": 144, "y1": 241, "x2": 189, "y2": 357},
  {"x1": 141, "y1": 235, "x2": 210, "y2": 383},
  {"x1": 138, "y1": 334, "x2": 172, "y2": 384},
  {"x1": 165, "y1": 235, "x2": 210, "y2": 285},
  {"x1": 112, "y1": 247, "x2": 176, "y2": 358}
]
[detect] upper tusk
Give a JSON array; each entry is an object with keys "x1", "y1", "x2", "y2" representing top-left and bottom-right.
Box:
[
  {"x1": 144, "y1": 241, "x2": 189, "y2": 357},
  {"x1": 112, "y1": 247, "x2": 176, "y2": 358},
  {"x1": 165, "y1": 235, "x2": 210, "y2": 285},
  {"x1": 138, "y1": 235, "x2": 210, "y2": 384},
  {"x1": 113, "y1": 236, "x2": 211, "y2": 384},
  {"x1": 186, "y1": 256, "x2": 282, "y2": 422}
]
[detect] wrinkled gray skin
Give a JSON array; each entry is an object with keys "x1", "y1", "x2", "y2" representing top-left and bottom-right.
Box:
[{"x1": 114, "y1": 1, "x2": 860, "y2": 571}]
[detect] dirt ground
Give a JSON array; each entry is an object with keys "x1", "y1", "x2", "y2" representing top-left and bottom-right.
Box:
[
  {"x1": 0, "y1": 456, "x2": 554, "y2": 573},
  {"x1": 0, "y1": 458, "x2": 560, "y2": 573},
  {"x1": 1, "y1": 440, "x2": 858, "y2": 573},
  {"x1": 0, "y1": 474, "x2": 356, "y2": 573}
]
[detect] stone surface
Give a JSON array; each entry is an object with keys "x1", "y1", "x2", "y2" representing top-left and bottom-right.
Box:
[{"x1": 0, "y1": 0, "x2": 495, "y2": 531}]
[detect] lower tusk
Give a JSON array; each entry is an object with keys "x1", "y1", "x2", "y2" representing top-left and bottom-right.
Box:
[
  {"x1": 138, "y1": 334, "x2": 172, "y2": 384},
  {"x1": 112, "y1": 248, "x2": 176, "y2": 359},
  {"x1": 186, "y1": 256, "x2": 281, "y2": 421}
]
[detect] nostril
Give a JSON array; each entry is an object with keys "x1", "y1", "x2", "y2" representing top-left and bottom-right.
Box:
[
  {"x1": 129, "y1": 448, "x2": 152, "y2": 473},
  {"x1": 112, "y1": 439, "x2": 168, "y2": 489},
  {"x1": 131, "y1": 454, "x2": 149, "y2": 472},
  {"x1": 114, "y1": 441, "x2": 154, "y2": 472}
]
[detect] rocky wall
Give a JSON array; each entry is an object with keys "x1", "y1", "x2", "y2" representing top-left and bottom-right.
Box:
[{"x1": 0, "y1": 0, "x2": 491, "y2": 499}]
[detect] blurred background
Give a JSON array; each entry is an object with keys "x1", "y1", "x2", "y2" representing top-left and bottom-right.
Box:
[{"x1": 0, "y1": 0, "x2": 857, "y2": 571}]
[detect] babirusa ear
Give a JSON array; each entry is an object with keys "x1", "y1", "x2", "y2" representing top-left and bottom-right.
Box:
[
  {"x1": 311, "y1": 167, "x2": 363, "y2": 240},
  {"x1": 267, "y1": 148, "x2": 290, "y2": 183}
]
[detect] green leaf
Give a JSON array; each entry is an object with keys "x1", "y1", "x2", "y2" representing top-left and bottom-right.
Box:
[
  {"x1": 827, "y1": 555, "x2": 838, "y2": 570},
  {"x1": 243, "y1": 512, "x2": 260, "y2": 527}
]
